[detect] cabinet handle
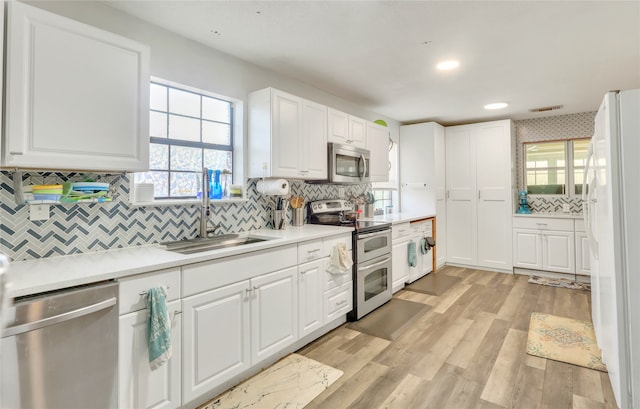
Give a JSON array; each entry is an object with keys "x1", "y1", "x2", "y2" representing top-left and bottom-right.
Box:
[
  {"x1": 478, "y1": 190, "x2": 481, "y2": 199},
  {"x1": 307, "y1": 249, "x2": 321, "y2": 254},
  {"x1": 245, "y1": 288, "x2": 253, "y2": 297},
  {"x1": 139, "y1": 286, "x2": 170, "y2": 296},
  {"x1": 446, "y1": 190, "x2": 450, "y2": 199},
  {"x1": 336, "y1": 299, "x2": 347, "y2": 306},
  {"x1": 346, "y1": 140, "x2": 353, "y2": 144}
]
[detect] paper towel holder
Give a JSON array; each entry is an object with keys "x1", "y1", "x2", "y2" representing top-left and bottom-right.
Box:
[{"x1": 256, "y1": 178, "x2": 290, "y2": 195}]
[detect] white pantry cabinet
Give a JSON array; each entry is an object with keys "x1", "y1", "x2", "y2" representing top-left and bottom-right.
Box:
[
  {"x1": 512, "y1": 216, "x2": 575, "y2": 274},
  {"x1": 248, "y1": 88, "x2": 327, "y2": 180},
  {"x1": 327, "y1": 108, "x2": 367, "y2": 149},
  {"x1": 4, "y1": 2, "x2": 150, "y2": 171},
  {"x1": 367, "y1": 121, "x2": 390, "y2": 182},
  {"x1": 445, "y1": 120, "x2": 514, "y2": 271}
]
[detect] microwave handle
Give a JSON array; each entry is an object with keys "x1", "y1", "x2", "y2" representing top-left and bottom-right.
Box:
[{"x1": 359, "y1": 154, "x2": 368, "y2": 181}]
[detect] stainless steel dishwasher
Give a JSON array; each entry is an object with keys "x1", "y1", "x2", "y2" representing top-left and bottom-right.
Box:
[{"x1": 1, "y1": 281, "x2": 119, "y2": 409}]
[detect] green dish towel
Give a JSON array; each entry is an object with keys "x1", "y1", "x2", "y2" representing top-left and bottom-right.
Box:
[
  {"x1": 147, "y1": 286, "x2": 172, "y2": 370},
  {"x1": 420, "y1": 238, "x2": 429, "y2": 255},
  {"x1": 408, "y1": 241, "x2": 417, "y2": 267}
]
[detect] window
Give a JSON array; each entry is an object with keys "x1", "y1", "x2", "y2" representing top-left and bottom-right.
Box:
[
  {"x1": 135, "y1": 80, "x2": 236, "y2": 200},
  {"x1": 524, "y1": 138, "x2": 590, "y2": 196},
  {"x1": 372, "y1": 190, "x2": 393, "y2": 214}
]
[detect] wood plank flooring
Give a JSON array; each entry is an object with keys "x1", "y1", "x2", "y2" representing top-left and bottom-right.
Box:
[{"x1": 297, "y1": 266, "x2": 617, "y2": 409}]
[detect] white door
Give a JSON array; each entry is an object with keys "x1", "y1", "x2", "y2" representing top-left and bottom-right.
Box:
[
  {"x1": 446, "y1": 125, "x2": 477, "y2": 265},
  {"x1": 301, "y1": 99, "x2": 328, "y2": 179},
  {"x1": 476, "y1": 122, "x2": 512, "y2": 270},
  {"x1": 182, "y1": 281, "x2": 251, "y2": 404},
  {"x1": 542, "y1": 231, "x2": 575, "y2": 274},
  {"x1": 270, "y1": 90, "x2": 302, "y2": 178},
  {"x1": 513, "y1": 229, "x2": 542, "y2": 270},
  {"x1": 575, "y1": 231, "x2": 591, "y2": 276},
  {"x1": 434, "y1": 125, "x2": 447, "y2": 268},
  {"x1": 4, "y1": 2, "x2": 149, "y2": 171},
  {"x1": 327, "y1": 108, "x2": 349, "y2": 144},
  {"x1": 298, "y1": 260, "x2": 324, "y2": 337},
  {"x1": 251, "y1": 267, "x2": 298, "y2": 364},
  {"x1": 391, "y1": 240, "x2": 411, "y2": 293},
  {"x1": 119, "y1": 301, "x2": 181, "y2": 409}
]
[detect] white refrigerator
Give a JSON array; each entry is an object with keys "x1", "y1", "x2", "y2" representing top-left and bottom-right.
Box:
[{"x1": 584, "y1": 89, "x2": 640, "y2": 408}]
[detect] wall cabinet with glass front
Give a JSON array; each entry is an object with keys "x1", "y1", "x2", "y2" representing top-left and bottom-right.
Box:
[
  {"x1": 3, "y1": 2, "x2": 150, "y2": 172},
  {"x1": 524, "y1": 138, "x2": 590, "y2": 196}
]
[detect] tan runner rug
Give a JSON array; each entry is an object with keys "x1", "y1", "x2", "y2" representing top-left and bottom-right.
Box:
[
  {"x1": 526, "y1": 312, "x2": 607, "y2": 372},
  {"x1": 198, "y1": 353, "x2": 343, "y2": 408}
]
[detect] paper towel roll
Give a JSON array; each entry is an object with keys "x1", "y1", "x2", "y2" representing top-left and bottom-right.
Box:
[{"x1": 256, "y1": 179, "x2": 289, "y2": 195}]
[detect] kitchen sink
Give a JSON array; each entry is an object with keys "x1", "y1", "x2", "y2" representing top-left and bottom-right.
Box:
[{"x1": 162, "y1": 234, "x2": 273, "y2": 254}]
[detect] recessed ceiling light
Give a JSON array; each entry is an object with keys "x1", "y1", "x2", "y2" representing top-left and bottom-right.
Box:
[
  {"x1": 436, "y1": 60, "x2": 460, "y2": 70},
  {"x1": 484, "y1": 102, "x2": 508, "y2": 110}
]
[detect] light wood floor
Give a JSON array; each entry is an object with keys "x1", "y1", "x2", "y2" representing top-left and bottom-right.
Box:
[{"x1": 298, "y1": 266, "x2": 617, "y2": 409}]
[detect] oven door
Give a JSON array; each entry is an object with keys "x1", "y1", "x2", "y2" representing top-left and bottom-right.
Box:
[
  {"x1": 355, "y1": 254, "x2": 392, "y2": 320},
  {"x1": 356, "y1": 228, "x2": 392, "y2": 263}
]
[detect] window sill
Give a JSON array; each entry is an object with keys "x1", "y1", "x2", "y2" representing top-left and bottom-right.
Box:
[{"x1": 129, "y1": 197, "x2": 248, "y2": 208}]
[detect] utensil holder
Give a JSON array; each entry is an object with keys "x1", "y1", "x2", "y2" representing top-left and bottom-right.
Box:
[
  {"x1": 273, "y1": 209, "x2": 286, "y2": 230},
  {"x1": 365, "y1": 204, "x2": 374, "y2": 218},
  {"x1": 292, "y1": 208, "x2": 304, "y2": 226}
]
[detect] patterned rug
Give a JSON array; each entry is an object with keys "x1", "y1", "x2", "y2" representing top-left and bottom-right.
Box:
[
  {"x1": 526, "y1": 312, "x2": 607, "y2": 372},
  {"x1": 528, "y1": 275, "x2": 591, "y2": 291},
  {"x1": 198, "y1": 353, "x2": 342, "y2": 408}
]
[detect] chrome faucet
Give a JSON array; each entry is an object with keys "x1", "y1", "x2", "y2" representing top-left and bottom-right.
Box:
[{"x1": 200, "y1": 168, "x2": 220, "y2": 238}]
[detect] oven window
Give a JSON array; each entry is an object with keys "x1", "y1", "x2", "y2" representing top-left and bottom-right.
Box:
[
  {"x1": 364, "y1": 267, "x2": 389, "y2": 301},
  {"x1": 364, "y1": 236, "x2": 389, "y2": 254}
]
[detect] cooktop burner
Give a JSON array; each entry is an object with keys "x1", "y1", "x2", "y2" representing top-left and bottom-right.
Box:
[{"x1": 307, "y1": 199, "x2": 391, "y2": 233}]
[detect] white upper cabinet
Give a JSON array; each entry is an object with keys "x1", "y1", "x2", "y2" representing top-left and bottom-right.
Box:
[
  {"x1": 3, "y1": 2, "x2": 150, "y2": 171},
  {"x1": 367, "y1": 121, "x2": 390, "y2": 182},
  {"x1": 248, "y1": 88, "x2": 327, "y2": 180},
  {"x1": 327, "y1": 108, "x2": 367, "y2": 149}
]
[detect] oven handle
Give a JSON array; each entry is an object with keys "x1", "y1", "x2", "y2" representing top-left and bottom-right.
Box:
[
  {"x1": 357, "y1": 230, "x2": 390, "y2": 240},
  {"x1": 358, "y1": 257, "x2": 391, "y2": 271}
]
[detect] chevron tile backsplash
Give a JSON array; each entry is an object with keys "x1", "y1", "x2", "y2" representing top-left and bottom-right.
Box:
[{"x1": 0, "y1": 171, "x2": 368, "y2": 261}]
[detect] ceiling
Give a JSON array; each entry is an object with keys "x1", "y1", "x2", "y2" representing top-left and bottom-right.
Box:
[{"x1": 105, "y1": 1, "x2": 640, "y2": 125}]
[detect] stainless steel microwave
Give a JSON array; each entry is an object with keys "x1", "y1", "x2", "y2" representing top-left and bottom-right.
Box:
[{"x1": 328, "y1": 143, "x2": 371, "y2": 184}]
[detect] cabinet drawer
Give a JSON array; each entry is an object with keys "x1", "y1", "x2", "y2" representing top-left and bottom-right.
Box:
[
  {"x1": 324, "y1": 282, "x2": 352, "y2": 322},
  {"x1": 298, "y1": 239, "x2": 323, "y2": 263},
  {"x1": 410, "y1": 219, "x2": 433, "y2": 236},
  {"x1": 512, "y1": 216, "x2": 574, "y2": 231},
  {"x1": 119, "y1": 268, "x2": 181, "y2": 315},
  {"x1": 322, "y1": 234, "x2": 352, "y2": 258},
  {"x1": 392, "y1": 222, "x2": 411, "y2": 239}
]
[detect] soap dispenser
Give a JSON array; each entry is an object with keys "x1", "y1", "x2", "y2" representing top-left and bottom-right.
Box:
[{"x1": 211, "y1": 169, "x2": 223, "y2": 199}]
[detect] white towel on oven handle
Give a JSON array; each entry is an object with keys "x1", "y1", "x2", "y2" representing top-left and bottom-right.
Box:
[{"x1": 326, "y1": 243, "x2": 353, "y2": 275}]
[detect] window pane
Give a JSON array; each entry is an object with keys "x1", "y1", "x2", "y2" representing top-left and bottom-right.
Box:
[
  {"x1": 150, "y1": 111, "x2": 167, "y2": 138},
  {"x1": 170, "y1": 146, "x2": 203, "y2": 171},
  {"x1": 168, "y1": 114, "x2": 200, "y2": 142},
  {"x1": 202, "y1": 96, "x2": 230, "y2": 122},
  {"x1": 170, "y1": 172, "x2": 199, "y2": 197},
  {"x1": 150, "y1": 83, "x2": 167, "y2": 111},
  {"x1": 204, "y1": 149, "x2": 232, "y2": 171},
  {"x1": 202, "y1": 121, "x2": 231, "y2": 145},
  {"x1": 169, "y1": 88, "x2": 200, "y2": 117},
  {"x1": 150, "y1": 143, "x2": 169, "y2": 169},
  {"x1": 136, "y1": 171, "x2": 169, "y2": 198},
  {"x1": 525, "y1": 141, "x2": 566, "y2": 195}
]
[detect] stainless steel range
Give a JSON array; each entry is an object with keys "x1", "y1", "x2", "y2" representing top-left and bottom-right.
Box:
[{"x1": 308, "y1": 199, "x2": 392, "y2": 321}]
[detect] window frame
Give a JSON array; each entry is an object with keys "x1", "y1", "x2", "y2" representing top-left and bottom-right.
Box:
[
  {"x1": 523, "y1": 137, "x2": 590, "y2": 197},
  {"x1": 131, "y1": 77, "x2": 245, "y2": 206}
]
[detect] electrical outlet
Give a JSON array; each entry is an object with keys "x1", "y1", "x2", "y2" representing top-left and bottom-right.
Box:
[
  {"x1": 562, "y1": 203, "x2": 571, "y2": 213},
  {"x1": 30, "y1": 204, "x2": 50, "y2": 221},
  {"x1": 338, "y1": 187, "x2": 345, "y2": 198}
]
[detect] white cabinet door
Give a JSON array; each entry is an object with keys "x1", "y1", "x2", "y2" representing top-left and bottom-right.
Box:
[
  {"x1": 349, "y1": 116, "x2": 367, "y2": 149},
  {"x1": 4, "y1": 2, "x2": 149, "y2": 171},
  {"x1": 445, "y1": 125, "x2": 477, "y2": 265},
  {"x1": 435, "y1": 126, "x2": 447, "y2": 268},
  {"x1": 182, "y1": 281, "x2": 251, "y2": 404},
  {"x1": 302, "y1": 99, "x2": 328, "y2": 179},
  {"x1": 391, "y1": 240, "x2": 411, "y2": 292},
  {"x1": 327, "y1": 108, "x2": 349, "y2": 144},
  {"x1": 575, "y1": 231, "x2": 591, "y2": 276},
  {"x1": 119, "y1": 301, "x2": 181, "y2": 409},
  {"x1": 476, "y1": 122, "x2": 513, "y2": 270},
  {"x1": 270, "y1": 90, "x2": 302, "y2": 178},
  {"x1": 298, "y1": 259, "x2": 324, "y2": 337},
  {"x1": 542, "y1": 231, "x2": 575, "y2": 274},
  {"x1": 513, "y1": 229, "x2": 542, "y2": 270},
  {"x1": 251, "y1": 267, "x2": 298, "y2": 364},
  {"x1": 367, "y1": 121, "x2": 390, "y2": 182}
]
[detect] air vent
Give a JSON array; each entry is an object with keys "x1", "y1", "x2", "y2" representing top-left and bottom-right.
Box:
[{"x1": 529, "y1": 105, "x2": 563, "y2": 113}]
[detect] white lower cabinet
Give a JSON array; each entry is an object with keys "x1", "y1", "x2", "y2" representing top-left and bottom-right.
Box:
[
  {"x1": 251, "y1": 267, "x2": 298, "y2": 363},
  {"x1": 391, "y1": 239, "x2": 411, "y2": 292},
  {"x1": 575, "y1": 231, "x2": 591, "y2": 275},
  {"x1": 182, "y1": 280, "x2": 251, "y2": 404},
  {"x1": 542, "y1": 230, "x2": 575, "y2": 273},
  {"x1": 119, "y1": 301, "x2": 182, "y2": 409},
  {"x1": 298, "y1": 259, "x2": 324, "y2": 338},
  {"x1": 513, "y1": 216, "x2": 576, "y2": 275}
]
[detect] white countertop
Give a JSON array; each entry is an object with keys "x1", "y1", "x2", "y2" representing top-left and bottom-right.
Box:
[
  {"x1": 364, "y1": 211, "x2": 436, "y2": 224},
  {"x1": 6, "y1": 224, "x2": 353, "y2": 298},
  {"x1": 513, "y1": 212, "x2": 584, "y2": 220}
]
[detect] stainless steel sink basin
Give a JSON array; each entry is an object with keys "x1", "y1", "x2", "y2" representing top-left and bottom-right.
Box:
[{"x1": 162, "y1": 234, "x2": 272, "y2": 254}]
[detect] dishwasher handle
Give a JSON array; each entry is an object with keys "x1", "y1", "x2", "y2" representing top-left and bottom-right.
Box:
[{"x1": 3, "y1": 296, "x2": 117, "y2": 337}]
